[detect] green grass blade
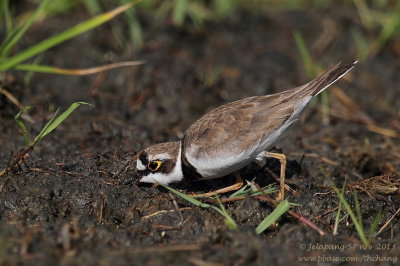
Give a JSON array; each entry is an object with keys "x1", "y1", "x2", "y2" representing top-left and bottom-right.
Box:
[
  {"x1": 256, "y1": 200, "x2": 290, "y2": 234},
  {"x1": 39, "y1": 0, "x2": 78, "y2": 17},
  {"x1": 23, "y1": 54, "x2": 44, "y2": 85},
  {"x1": 353, "y1": 190, "x2": 363, "y2": 229},
  {"x1": 368, "y1": 211, "x2": 382, "y2": 241},
  {"x1": 332, "y1": 184, "x2": 369, "y2": 245},
  {"x1": 250, "y1": 185, "x2": 276, "y2": 196},
  {"x1": 352, "y1": 28, "x2": 369, "y2": 61},
  {"x1": 354, "y1": 0, "x2": 374, "y2": 30},
  {"x1": 333, "y1": 183, "x2": 346, "y2": 235},
  {"x1": 212, "y1": 198, "x2": 237, "y2": 230},
  {"x1": 294, "y1": 30, "x2": 331, "y2": 123},
  {"x1": 34, "y1": 102, "x2": 92, "y2": 143},
  {"x1": 123, "y1": 8, "x2": 144, "y2": 50},
  {"x1": 0, "y1": 0, "x2": 140, "y2": 71},
  {"x1": 1, "y1": 0, "x2": 13, "y2": 32},
  {"x1": 213, "y1": 0, "x2": 233, "y2": 19},
  {"x1": 161, "y1": 184, "x2": 237, "y2": 229},
  {"x1": 228, "y1": 183, "x2": 249, "y2": 198},
  {"x1": 0, "y1": 0, "x2": 51, "y2": 59},
  {"x1": 34, "y1": 107, "x2": 60, "y2": 144},
  {"x1": 372, "y1": 9, "x2": 400, "y2": 55},
  {"x1": 154, "y1": 1, "x2": 171, "y2": 24},
  {"x1": 186, "y1": 2, "x2": 209, "y2": 28},
  {"x1": 172, "y1": 0, "x2": 187, "y2": 25},
  {"x1": 159, "y1": 184, "x2": 211, "y2": 208},
  {"x1": 293, "y1": 30, "x2": 314, "y2": 79},
  {"x1": 228, "y1": 180, "x2": 276, "y2": 198},
  {"x1": 14, "y1": 106, "x2": 31, "y2": 146},
  {"x1": 81, "y1": 0, "x2": 102, "y2": 15}
]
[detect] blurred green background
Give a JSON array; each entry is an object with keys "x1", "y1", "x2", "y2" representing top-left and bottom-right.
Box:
[{"x1": 4, "y1": 0, "x2": 400, "y2": 58}]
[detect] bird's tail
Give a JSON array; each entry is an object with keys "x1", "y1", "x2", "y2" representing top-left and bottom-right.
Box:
[{"x1": 306, "y1": 60, "x2": 358, "y2": 96}]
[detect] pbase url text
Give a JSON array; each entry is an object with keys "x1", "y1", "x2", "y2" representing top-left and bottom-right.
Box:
[{"x1": 298, "y1": 254, "x2": 398, "y2": 263}]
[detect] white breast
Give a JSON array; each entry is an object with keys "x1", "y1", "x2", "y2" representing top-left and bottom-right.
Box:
[{"x1": 185, "y1": 145, "x2": 255, "y2": 179}]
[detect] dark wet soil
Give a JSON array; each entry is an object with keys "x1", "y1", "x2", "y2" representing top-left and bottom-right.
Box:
[{"x1": 1, "y1": 4, "x2": 399, "y2": 266}]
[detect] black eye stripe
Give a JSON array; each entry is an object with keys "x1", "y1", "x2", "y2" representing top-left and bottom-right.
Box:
[
  {"x1": 134, "y1": 151, "x2": 177, "y2": 180},
  {"x1": 139, "y1": 152, "x2": 148, "y2": 165}
]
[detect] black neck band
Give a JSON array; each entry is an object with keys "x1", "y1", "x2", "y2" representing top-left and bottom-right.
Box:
[{"x1": 180, "y1": 143, "x2": 202, "y2": 182}]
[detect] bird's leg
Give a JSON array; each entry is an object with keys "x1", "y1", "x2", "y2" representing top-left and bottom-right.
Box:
[
  {"x1": 191, "y1": 172, "x2": 243, "y2": 198},
  {"x1": 264, "y1": 152, "x2": 286, "y2": 201}
]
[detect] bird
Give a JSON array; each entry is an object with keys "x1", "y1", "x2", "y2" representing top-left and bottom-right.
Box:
[{"x1": 130, "y1": 61, "x2": 357, "y2": 200}]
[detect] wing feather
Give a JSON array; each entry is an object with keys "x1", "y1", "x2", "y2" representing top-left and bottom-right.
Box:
[{"x1": 182, "y1": 61, "x2": 357, "y2": 160}]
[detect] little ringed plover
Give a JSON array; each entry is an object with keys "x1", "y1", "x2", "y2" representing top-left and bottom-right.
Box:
[{"x1": 130, "y1": 61, "x2": 357, "y2": 199}]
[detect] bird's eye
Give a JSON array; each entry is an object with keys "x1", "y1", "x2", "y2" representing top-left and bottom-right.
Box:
[{"x1": 148, "y1": 160, "x2": 161, "y2": 171}]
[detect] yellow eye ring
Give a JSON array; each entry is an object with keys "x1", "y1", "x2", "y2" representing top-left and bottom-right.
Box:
[{"x1": 148, "y1": 160, "x2": 161, "y2": 171}]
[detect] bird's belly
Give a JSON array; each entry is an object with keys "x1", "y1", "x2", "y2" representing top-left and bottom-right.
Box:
[{"x1": 186, "y1": 148, "x2": 258, "y2": 179}]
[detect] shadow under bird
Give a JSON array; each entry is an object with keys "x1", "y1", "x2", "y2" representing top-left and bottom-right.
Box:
[{"x1": 129, "y1": 61, "x2": 358, "y2": 200}]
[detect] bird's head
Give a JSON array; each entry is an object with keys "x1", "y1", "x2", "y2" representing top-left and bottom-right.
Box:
[{"x1": 134, "y1": 141, "x2": 183, "y2": 185}]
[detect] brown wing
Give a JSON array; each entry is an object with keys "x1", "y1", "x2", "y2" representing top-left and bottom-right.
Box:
[
  {"x1": 182, "y1": 61, "x2": 357, "y2": 159},
  {"x1": 182, "y1": 90, "x2": 301, "y2": 159}
]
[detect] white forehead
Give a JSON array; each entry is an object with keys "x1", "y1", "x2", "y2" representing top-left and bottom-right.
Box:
[
  {"x1": 148, "y1": 153, "x2": 172, "y2": 161},
  {"x1": 136, "y1": 159, "x2": 146, "y2": 170}
]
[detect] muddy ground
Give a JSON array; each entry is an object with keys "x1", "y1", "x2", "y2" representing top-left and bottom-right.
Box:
[{"x1": 1, "y1": 3, "x2": 399, "y2": 266}]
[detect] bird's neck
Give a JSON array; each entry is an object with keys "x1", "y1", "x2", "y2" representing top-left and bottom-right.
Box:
[{"x1": 180, "y1": 142, "x2": 203, "y2": 182}]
